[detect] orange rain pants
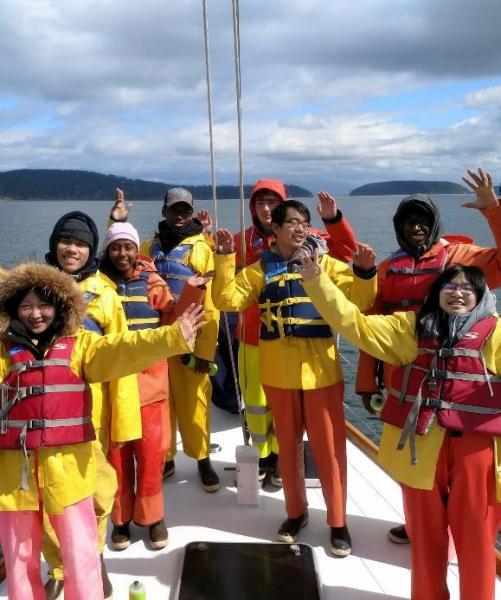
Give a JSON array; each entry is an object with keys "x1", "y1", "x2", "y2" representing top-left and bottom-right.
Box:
[
  {"x1": 109, "y1": 400, "x2": 169, "y2": 526},
  {"x1": 402, "y1": 432, "x2": 501, "y2": 600},
  {"x1": 263, "y1": 382, "x2": 347, "y2": 527}
]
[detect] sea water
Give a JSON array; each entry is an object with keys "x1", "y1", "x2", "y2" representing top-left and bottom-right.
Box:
[{"x1": 0, "y1": 194, "x2": 496, "y2": 442}]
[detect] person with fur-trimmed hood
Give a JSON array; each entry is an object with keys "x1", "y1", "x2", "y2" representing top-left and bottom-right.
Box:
[{"x1": 0, "y1": 262, "x2": 203, "y2": 600}]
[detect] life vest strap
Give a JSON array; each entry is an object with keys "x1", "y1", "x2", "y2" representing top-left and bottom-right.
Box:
[
  {"x1": 9, "y1": 359, "x2": 71, "y2": 372},
  {"x1": 127, "y1": 317, "x2": 161, "y2": 326},
  {"x1": 15, "y1": 384, "x2": 87, "y2": 399},
  {"x1": 5, "y1": 416, "x2": 92, "y2": 430},
  {"x1": 387, "y1": 266, "x2": 444, "y2": 275},
  {"x1": 383, "y1": 298, "x2": 424, "y2": 310}
]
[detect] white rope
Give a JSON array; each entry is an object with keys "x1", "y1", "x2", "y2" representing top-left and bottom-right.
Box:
[
  {"x1": 231, "y1": 0, "x2": 246, "y2": 269},
  {"x1": 201, "y1": 0, "x2": 218, "y2": 229},
  {"x1": 200, "y1": 0, "x2": 249, "y2": 443}
]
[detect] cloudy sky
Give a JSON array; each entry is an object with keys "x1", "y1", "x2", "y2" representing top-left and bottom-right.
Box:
[{"x1": 1, "y1": 0, "x2": 501, "y2": 193}]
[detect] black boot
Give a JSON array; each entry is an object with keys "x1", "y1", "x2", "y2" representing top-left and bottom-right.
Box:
[
  {"x1": 149, "y1": 519, "x2": 169, "y2": 550},
  {"x1": 111, "y1": 521, "x2": 131, "y2": 551},
  {"x1": 44, "y1": 579, "x2": 64, "y2": 600},
  {"x1": 277, "y1": 511, "x2": 309, "y2": 543},
  {"x1": 197, "y1": 457, "x2": 220, "y2": 492},
  {"x1": 330, "y1": 525, "x2": 352, "y2": 557},
  {"x1": 387, "y1": 524, "x2": 410, "y2": 544}
]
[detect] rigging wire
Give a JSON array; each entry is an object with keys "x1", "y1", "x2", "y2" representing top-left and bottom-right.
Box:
[{"x1": 201, "y1": 0, "x2": 249, "y2": 444}]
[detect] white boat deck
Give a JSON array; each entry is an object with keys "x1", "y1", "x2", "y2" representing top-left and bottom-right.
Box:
[{"x1": 1, "y1": 405, "x2": 500, "y2": 599}]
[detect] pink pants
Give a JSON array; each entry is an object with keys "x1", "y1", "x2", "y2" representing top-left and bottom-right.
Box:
[{"x1": 0, "y1": 497, "x2": 103, "y2": 600}]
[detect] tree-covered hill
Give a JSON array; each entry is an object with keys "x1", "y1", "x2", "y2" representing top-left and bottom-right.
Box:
[
  {"x1": 0, "y1": 169, "x2": 312, "y2": 200},
  {"x1": 350, "y1": 180, "x2": 469, "y2": 196}
]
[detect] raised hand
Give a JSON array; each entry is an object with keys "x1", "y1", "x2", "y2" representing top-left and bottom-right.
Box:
[
  {"x1": 461, "y1": 168, "x2": 498, "y2": 210},
  {"x1": 177, "y1": 303, "x2": 205, "y2": 343},
  {"x1": 296, "y1": 249, "x2": 322, "y2": 282},
  {"x1": 110, "y1": 188, "x2": 133, "y2": 221},
  {"x1": 316, "y1": 191, "x2": 338, "y2": 221},
  {"x1": 352, "y1": 242, "x2": 376, "y2": 271},
  {"x1": 215, "y1": 229, "x2": 235, "y2": 254},
  {"x1": 185, "y1": 273, "x2": 212, "y2": 288},
  {"x1": 196, "y1": 209, "x2": 213, "y2": 234}
]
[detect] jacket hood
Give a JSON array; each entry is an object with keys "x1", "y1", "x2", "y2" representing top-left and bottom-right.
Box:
[
  {"x1": 393, "y1": 194, "x2": 441, "y2": 257},
  {"x1": 249, "y1": 179, "x2": 287, "y2": 217},
  {"x1": 0, "y1": 262, "x2": 87, "y2": 337},
  {"x1": 45, "y1": 211, "x2": 100, "y2": 279}
]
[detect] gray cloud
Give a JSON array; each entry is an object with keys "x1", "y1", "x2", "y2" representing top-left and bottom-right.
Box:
[{"x1": 0, "y1": 0, "x2": 500, "y2": 192}]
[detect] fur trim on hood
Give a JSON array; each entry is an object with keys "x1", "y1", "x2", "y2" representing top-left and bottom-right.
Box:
[{"x1": 0, "y1": 262, "x2": 87, "y2": 337}]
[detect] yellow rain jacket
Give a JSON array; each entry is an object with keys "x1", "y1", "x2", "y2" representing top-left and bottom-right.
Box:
[
  {"x1": 303, "y1": 271, "x2": 501, "y2": 498},
  {"x1": 80, "y1": 272, "x2": 141, "y2": 442},
  {"x1": 212, "y1": 252, "x2": 376, "y2": 390},
  {"x1": 141, "y1": 234, "x2": 219, "y2": 361},
  {"x1": 0, "y1": 263, "x2": 192, "y2": 514}
]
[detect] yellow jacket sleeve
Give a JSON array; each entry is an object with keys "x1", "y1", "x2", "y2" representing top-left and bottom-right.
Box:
[
  {"x1": 321, "y1": 255, "x2": 377, "y2": 313},
  {"x1": 97, "y1": 280, "x2": 142, "y2": 443},
  {"x1": 75, "y1": 322, "x2": 192, "y2": 383},
  {"x1": 187, "y1": 237, "x2": 220, "y2": 361},
  {"x1": 303, "y1": 271, "x2": 418, "y2": 365},
  {"x1": 212, "y1": 253, "x2": 264, "y2": 312}
]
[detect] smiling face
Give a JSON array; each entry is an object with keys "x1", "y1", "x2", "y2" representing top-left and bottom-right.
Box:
[
  {"x1": 439, "y1": 273, "x2": 478, "y2": 314},
  {"x1": 17, "y1": 290, "x2": 56, "y2": 335},
  {"x1": 401, "y1": 210, "x2": 431, "y2": 248},
  {"x1": 107, "y1": 240, "x2": 138, "y2": 278},
  {"x1": 56, "y1": 237, "x2": 90, "y2": 274},
  {"x1": 272, "y1": 207, "x2": 310, "y2": 258}
]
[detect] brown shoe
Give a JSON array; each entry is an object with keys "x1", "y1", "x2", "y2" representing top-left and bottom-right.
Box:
[
  {"x1": 163, "y1": 459, "x2": 175, "y2": 479},
  {"x1": 149, "y1": 519, "x2": 168, "y2": 550},
  {"x1": 100, "y1": 554, "x2": 113, "y2": 599},
  {"x1": 44, "y1": 579, "x2": 64, "y2": 600},
  {"x1": 197, "y1": 457, "x2": 220, "y2": 492},
  {"x1": 111, "y1": 522, "x2": 131, "y2": 551}
]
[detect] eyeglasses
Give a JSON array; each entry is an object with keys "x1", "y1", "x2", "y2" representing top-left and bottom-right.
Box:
[
  {"x1": 401, "y1": 217, "x2": 430, "y2": 229},
  {"x1": 441, "y1": 282, "x2": 475, "y2": 295},
  {"x1": 283, "y1": 218, "x2": 310, "y2": 231}
]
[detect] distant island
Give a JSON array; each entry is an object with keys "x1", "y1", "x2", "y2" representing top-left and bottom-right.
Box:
[
  {"x1": 350, "y1": 180, "x2": 469, "y2": 196},
  {"x1": 0, "y1": 169, "x2": 312, "y2": 200}
]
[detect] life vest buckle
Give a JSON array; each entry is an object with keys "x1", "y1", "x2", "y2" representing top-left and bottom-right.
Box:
[
  {"x1": 27, "y1": 419, "x2": 45, "y2": 430},
  {"x1": 25, "y1": 385, "x2": 45, "y2": 396},
  {"x1": 438, "y1": 348, "x2": 454, "y2": 358},
  {"x1": 424, "y1": 398, "x2": 441, "y2": 410}
]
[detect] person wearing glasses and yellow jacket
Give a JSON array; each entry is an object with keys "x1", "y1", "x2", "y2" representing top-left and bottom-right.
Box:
[
  {"x1": 43, "y1": 212, "x2": 142, "y2": 600},
  {"x1": 212, "y1": 199, "x2": 377, "y2": 557}
]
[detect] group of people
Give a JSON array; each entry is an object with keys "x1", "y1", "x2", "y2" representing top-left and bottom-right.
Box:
[{"x1": 0, "y1": 167, "x2": 500, "y2": 600}]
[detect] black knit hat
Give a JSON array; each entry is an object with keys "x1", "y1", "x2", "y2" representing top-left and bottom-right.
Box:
[{"x1": 58, "y1": 216, "x2": 95, "y2": 248}]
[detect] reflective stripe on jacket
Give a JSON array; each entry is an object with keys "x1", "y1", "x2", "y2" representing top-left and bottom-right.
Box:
[
  {"x1": 258, "y1": 250, "x2": 332, "y2": 340},
  {"x1": 117, "y1": 270, "x2": 161, "y2": 331},
  {"x1": 0, "y1": 338, "x2": 94, "y2": 451}
]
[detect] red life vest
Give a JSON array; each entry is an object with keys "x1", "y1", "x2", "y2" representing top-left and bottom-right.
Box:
[
  {"x1": 380, "y1": 316, "x2": 501, "y2": 463},
  {"x1": 0, "y1": 337, "x2": 94, "y2": 451},
  {"x1": 382, "y1": 240, "x2": 450, "y2": 313}
]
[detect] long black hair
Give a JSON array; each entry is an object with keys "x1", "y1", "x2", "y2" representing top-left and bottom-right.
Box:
[{"x1": 416, "y1": 264, "x2": 486, "y2": 340}]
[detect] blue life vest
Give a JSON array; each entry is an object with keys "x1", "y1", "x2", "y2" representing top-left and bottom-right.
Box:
[
  {"x1": 150, "y1": 240, "x2": 196, "y2": 300},
  {"x1": 258, "y1": 251, "x2": 332, "y2": 340},
  {"x1": 116, "y1": 271, "x2": 161, "y2": 331},
  {"x1": 82, "y1": 292, "x2": 104, "y2": 335}
]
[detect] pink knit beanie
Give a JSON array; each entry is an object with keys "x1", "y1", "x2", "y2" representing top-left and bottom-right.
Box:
[{"x1": 105, "y1": 222, "x2": 140, "y2": 249}]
